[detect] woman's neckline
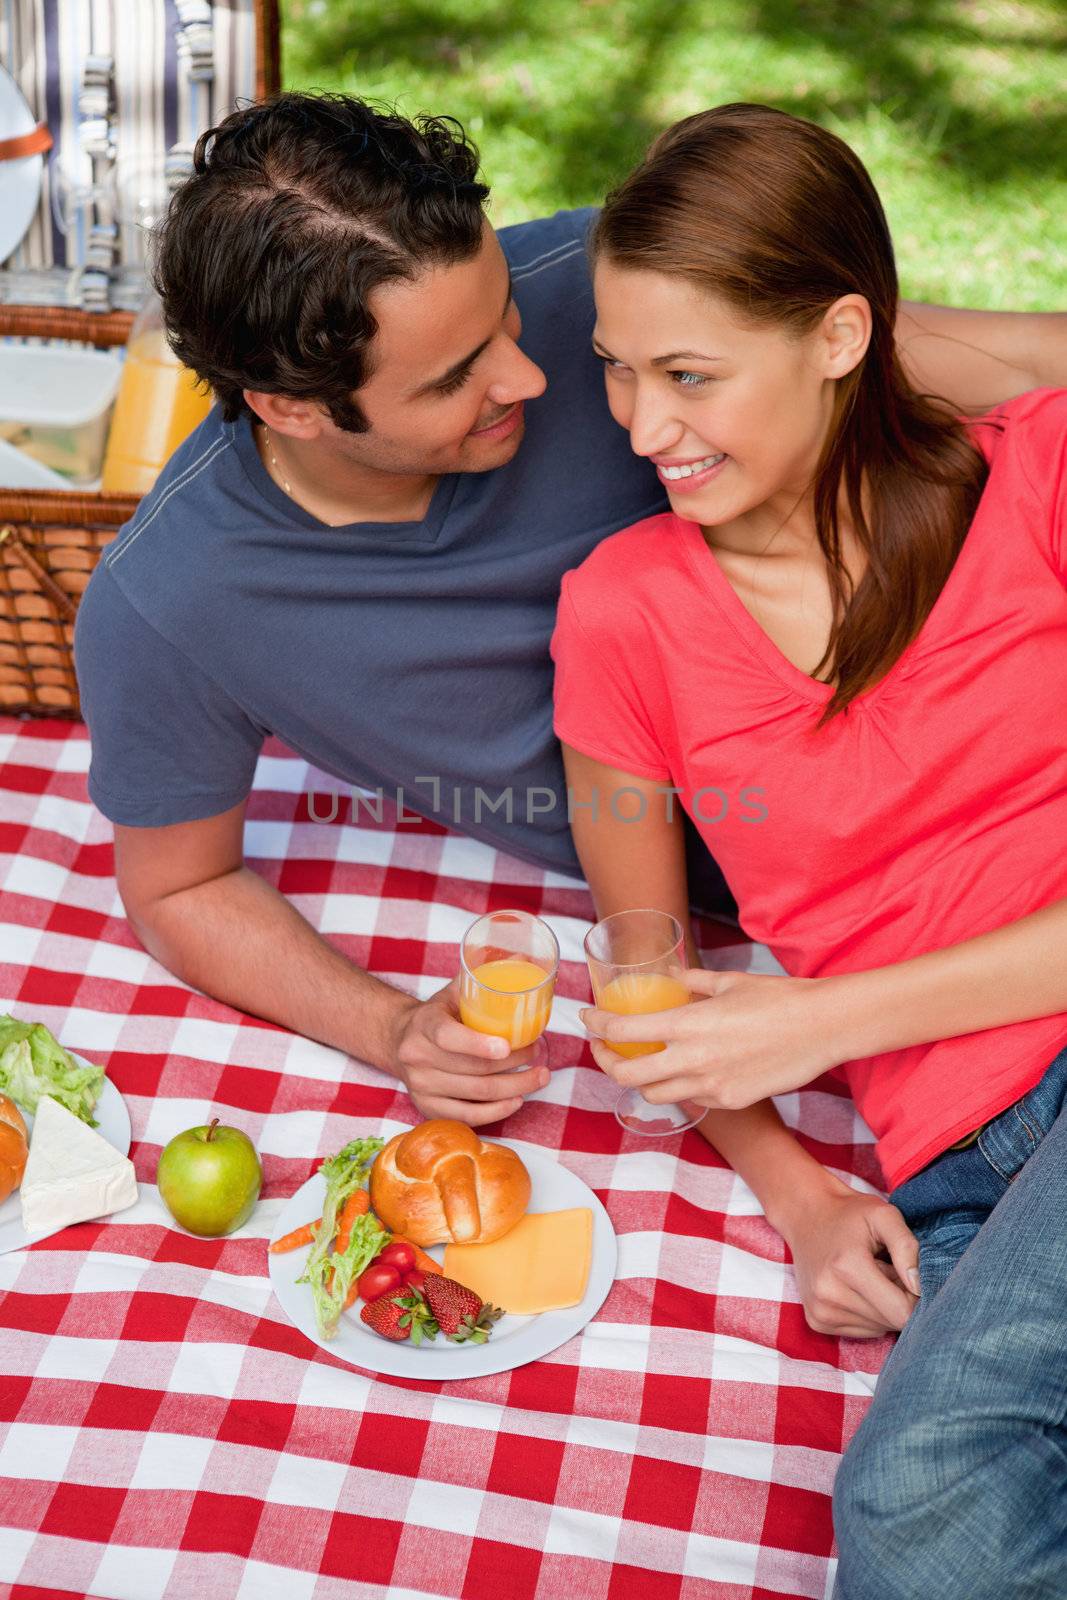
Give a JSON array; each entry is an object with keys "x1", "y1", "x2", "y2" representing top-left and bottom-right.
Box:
[{"x1": 676, "y1": 511, "x2": 975, "y2": 711}]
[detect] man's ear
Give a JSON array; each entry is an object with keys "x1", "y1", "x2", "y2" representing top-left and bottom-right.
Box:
[
  {"x1": 819, "y1": 294, "x2": 872, "y2": 380},
  {"x1": 243, "y1": 389, "x2": 327, "y2": 440}
]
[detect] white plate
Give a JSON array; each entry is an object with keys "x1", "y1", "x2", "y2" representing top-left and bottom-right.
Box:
[
  {"x1": 0, "y1": 1060, "x2": 132, "y2": 1255},
  {"x1": 0, "y1": 65, "x2": 45, "y2": 266},
  {"x1": 269, "y1": 1138, "x2": 617, "y2": 1379}
]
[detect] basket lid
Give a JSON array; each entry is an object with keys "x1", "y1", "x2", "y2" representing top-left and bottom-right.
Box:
[{"x1": 0, "y1": 0, "x2": 280, "y2": 314}]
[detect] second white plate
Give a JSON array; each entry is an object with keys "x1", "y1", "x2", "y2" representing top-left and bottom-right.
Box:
[
  {"x1": 269, "y1": 1138, "x2": 617, "y2": 1379},
  {"x1": 0, "y1": 1061, "x2": 132, "y2": 1256}
]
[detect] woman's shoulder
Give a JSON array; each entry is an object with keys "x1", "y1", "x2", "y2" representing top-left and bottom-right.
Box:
[
  {"x1": 966, "y1": 386, "x2": 1067, "y2": 470},
  {"x1": 563, "y1": 510, "x2": 687, "y2": 601}
]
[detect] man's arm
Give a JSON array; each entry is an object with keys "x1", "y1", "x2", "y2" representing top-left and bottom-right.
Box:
[
  {"x1": 113, "y1": 801, "x2": 548, "y2": 1125},
  {"x1": 895, "y1": 300, "x2": 1067, "y2": 413}
]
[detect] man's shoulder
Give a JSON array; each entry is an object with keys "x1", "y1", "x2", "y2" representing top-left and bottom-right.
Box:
[
  {"x1": 496, "y1": 207, "x2": 596, "y2": 275},
  {"x1": 98, "y1": 407, "x2": 257, "y2": 607}
]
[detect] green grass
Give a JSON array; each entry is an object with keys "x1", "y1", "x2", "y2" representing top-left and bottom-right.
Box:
[{"x1": 281, "y1": 0, "x2": 1066, "y2": 309}]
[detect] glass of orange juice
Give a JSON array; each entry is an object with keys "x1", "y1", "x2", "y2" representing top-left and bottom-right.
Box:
[
  {"x1": 584, "y1": 909, "x2": 703, "y2": 1135},
  {"x1": 459, "y1": 909, "x2": 559, "y2": 1072}
]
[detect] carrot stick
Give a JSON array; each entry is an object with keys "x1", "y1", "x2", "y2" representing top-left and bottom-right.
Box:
[
  {"x1": 325, "y1": 1188, "x2": 373, "y2": 1293},
  {"x1": 269, "y1": 1218, "x2": 321, "y2": 1254},
  {"x1": 336, "y1": 1189, "x2": 370, "y2": 1255},
  {"x1": 344, "y1": 1280, "x2": 359, "y2": 1310}
]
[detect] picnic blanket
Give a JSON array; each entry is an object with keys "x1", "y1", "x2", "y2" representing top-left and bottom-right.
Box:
[{"x1": 0, "y1": 715, "x2": 890, "y2": 1600}]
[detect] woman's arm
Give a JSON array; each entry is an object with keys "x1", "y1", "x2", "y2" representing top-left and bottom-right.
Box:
[
  {"x1": 895, "y1": 301, "x2": 1067, "y2": 413},
  {"x1": 581, "y1": 895, "x2": 1067, "y2": 1110},
  {"x1": 826, "y1": 893, "x2": 1067, "y2": 1066},
  {"x1": 563, "y1": 743, "x2": 919, "y2": 1336}
]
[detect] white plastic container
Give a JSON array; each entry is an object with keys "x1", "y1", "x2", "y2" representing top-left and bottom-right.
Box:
[{"x1": 0, "y1": 344, "x2": 122, "y2": 484}]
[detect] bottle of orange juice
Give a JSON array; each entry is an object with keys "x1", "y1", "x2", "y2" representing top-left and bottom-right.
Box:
[{"x1": 101, "y1": 290, "x2": 213, "y2": 495}]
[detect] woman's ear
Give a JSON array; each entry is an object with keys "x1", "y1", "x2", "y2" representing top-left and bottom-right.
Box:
[{"x1": 819, "y1": 293, "x2": 872, "y2": 379}]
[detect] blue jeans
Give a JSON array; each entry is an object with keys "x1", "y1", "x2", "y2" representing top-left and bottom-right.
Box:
[{"x1": 832, "y1": 1041, "x2": 1067, "y2": 1599}]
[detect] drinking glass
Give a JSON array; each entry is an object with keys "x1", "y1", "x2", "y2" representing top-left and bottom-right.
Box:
[
  {"x1": 584, "y1": 909, "x2": 704, "y2": 1135},
  {"x1": 459, "y1": 909, "x2": 559, "y2": 1072}
]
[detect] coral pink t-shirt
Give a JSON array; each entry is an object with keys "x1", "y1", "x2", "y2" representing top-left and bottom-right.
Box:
[{"x1": 551, "y1": 388, "x2": 1067, "y2": 1188}]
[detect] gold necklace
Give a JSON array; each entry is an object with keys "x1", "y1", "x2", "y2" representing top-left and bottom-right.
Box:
[{"x1": 262, "y1": 426, "x2": 292, "y2": 495}]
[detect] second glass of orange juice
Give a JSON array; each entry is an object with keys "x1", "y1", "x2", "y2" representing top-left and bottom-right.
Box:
[
  {"x1": 584, "y1": 909, "x2": 703, "y2": 1135},
  {"x1": 459, "y1": 909, "x2": 559, "y2": 1072}
]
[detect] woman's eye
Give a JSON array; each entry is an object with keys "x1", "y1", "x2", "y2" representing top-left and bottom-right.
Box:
[{"x1": 671, "y1": 370, "x2": 709, "y2": 389}]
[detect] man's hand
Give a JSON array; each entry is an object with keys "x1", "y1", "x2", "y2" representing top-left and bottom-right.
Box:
[
  {"x1": 390, "y1": 977, "x2": 551, "y2": 1125},
  {"x1": 781, "y1": 1177, "x2": 921, "y2": 1339}
]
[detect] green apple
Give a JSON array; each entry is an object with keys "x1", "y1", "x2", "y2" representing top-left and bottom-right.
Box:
[{"x1": 157, "y1": 1117, "x2": 262, "y2": 1237}]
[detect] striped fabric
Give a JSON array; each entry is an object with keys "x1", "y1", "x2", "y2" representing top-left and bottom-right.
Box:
[{"x1": 0, "y1": 0, "x2": 263, "y2": 308}]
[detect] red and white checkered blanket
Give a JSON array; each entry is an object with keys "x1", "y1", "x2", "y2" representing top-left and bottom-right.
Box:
[{"x1": 0, "y1": 717, "x2": 889, "y2": 1600}]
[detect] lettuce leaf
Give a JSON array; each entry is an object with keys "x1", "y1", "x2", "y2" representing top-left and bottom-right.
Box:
[
  {"x1": 0, "y1": 1018, "x2": 104, "y2": 1125},
  {"x1": 297, "y1": 1136, "x2": 387, "y2": 1340}
]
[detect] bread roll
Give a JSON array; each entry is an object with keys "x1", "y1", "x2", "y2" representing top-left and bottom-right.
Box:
[
  {"x1": 370, "y1": 1119, "x2": 530, "y2": 1247},
  {"x1": 0, "y1": 1092, "x2": 28, "y2": 1205}
]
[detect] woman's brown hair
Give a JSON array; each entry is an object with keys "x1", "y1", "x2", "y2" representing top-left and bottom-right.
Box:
[{"x1": 592, "y1": 103, "x2": 991, "y2": 725}]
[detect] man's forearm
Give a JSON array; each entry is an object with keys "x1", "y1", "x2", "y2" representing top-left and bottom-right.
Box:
[
  {"x1": 696, "y1": 1099, "x2": 844, "y2": 1242},
  {"x1": 128, "y1": 863, "x2": 414, "y2": 1073},
  {"x1": 896, "y1": 299, "x2": 1067, "y2": 412}
]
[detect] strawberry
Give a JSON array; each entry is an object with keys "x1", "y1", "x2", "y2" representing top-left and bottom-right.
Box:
[
  {"x1": 360, "y1": 1293, "x2": 439, "y2": 1346},
  {"x1": 421, "y1": 1274, "x2": 504, "y2": 1344}
]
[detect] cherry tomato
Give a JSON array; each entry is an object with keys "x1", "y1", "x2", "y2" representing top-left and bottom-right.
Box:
[
  {"x1": 377, "y1": 1241, "x2": 417, "y2": 1275},
  {"x1": 404, "y1": 1269, "x2": 426, "y2": 1293},
  {"x1": 357, "y1": 1262, "x2": 402, "y2": 1302}
]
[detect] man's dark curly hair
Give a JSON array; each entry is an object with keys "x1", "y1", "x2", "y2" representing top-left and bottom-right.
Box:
[{"x1": 153, "y1": 92, "x2": 491, "y2": 432}]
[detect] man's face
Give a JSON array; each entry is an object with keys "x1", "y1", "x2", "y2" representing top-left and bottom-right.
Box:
[{"x1": 317, "y1": 223, "x2": 548, "y2": 477}]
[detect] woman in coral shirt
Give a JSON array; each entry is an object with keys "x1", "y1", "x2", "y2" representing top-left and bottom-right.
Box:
[{"x1": 551, "y1": 104, "x2": 1067, "y2": 1598}]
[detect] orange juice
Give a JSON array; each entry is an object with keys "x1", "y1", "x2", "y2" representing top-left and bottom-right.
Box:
[
  {"x1": 101, "y1": 330, "x2": 213, "y2": 495},
  {"x1": 459, "y1": 957, "x2": 554, "y2": 1048},
  {"x1": 596, "y1": 972, "x2": 690, "y2": 1057}
]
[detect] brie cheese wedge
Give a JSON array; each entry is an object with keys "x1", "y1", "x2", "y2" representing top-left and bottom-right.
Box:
[{"x1": 21, "y1": 1094, "x2": 138, "y2": 1235}]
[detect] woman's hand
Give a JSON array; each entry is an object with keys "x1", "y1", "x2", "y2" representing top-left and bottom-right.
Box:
[
  {"x1": 779, "y1": 1176, "x2": 921, "y2": 1338},
  {"x1": 581, "y1": 967, "x2": 843, "y2": 1110}
]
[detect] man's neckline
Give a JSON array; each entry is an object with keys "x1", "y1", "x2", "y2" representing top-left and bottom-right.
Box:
[{"x1": 231, "y1": 415, "x2": 460, "y2": 546}]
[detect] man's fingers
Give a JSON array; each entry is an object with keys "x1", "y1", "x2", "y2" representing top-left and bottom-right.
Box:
[
  {"x1": 870, "y1": 1204, "x2": 922, "y2": 1297},
  {"x1": 433, "y1": 1013, "x2": 511, "y2": 1062},
  {"x1": 423, "y1": 1065, "x2": 549, "y2": 1104},
  {"x1": 421, "y1": 1096, "x2": 524, "y2": 1127}
]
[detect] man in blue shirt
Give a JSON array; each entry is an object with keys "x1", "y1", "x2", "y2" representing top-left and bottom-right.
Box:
[{"x1": 75, "y1": 92, "x2": 1067, "y2": 1125}]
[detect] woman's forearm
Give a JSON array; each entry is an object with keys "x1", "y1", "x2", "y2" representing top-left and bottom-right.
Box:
[
  {"x1": 696, "y1": 1099, "x2": 845, "y2": 1240},
  {"x1": 822, "y1": 894, "x2": 1067, "y2": 1063}
]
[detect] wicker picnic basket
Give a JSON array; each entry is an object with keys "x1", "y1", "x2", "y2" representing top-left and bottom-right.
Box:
[{"x1": 0, "y1": 0, "x2": 280, "y2": 716}]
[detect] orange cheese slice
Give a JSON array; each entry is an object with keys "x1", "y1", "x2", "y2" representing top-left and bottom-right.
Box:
[{"x1": 443, "y1": 1207, "x2": 593, "y2": 1315}]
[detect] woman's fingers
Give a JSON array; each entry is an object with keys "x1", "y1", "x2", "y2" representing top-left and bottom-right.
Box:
[
  {"x1": 869, "y1": 1203, "x2": 923, "y2": 1298},
  {"x1": 580, "y1": 1002, "x2": 695, "y2": 1047},
  {"x1": 588, "y1": 1036, "x2": 693, "y2": 1087},
  {"x1": 842, "y1": 1248, "x2": 918, "y2": 1332},
  {"x1": 679, "y1": 967, "x2": 734, "y2": 996}
]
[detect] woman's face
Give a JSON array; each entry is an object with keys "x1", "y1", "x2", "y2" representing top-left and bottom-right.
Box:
[{"x1": 592, "y1": 260, "x2": 867, "y2": 536}]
